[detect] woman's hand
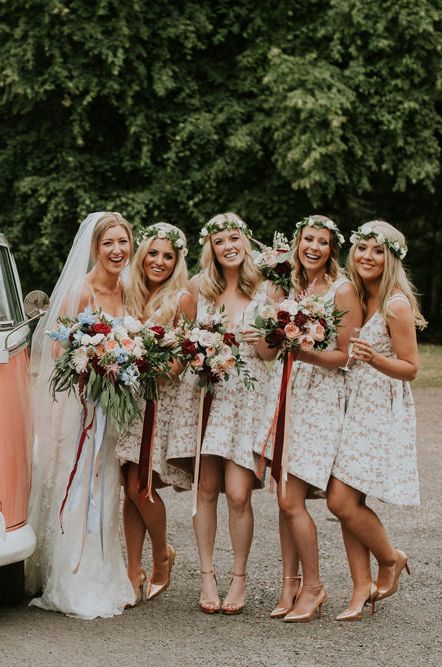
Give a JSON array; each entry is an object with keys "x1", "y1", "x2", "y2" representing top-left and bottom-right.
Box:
[
  {"x1": 350, "y1": 338, "x2": 376, "y2": 364},
  {"x1": 238, "y1": 327, "x2": 262, "y2": 346}
]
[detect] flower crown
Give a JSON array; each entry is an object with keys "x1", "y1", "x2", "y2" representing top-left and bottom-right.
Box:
[
  {"x1": 137, "y1": 224, "x2": 188, "y2": 256},
  {"x1": 294, "y1": 215, "x2": 345, "y2": 247},
  {"x1": 349, "y1": 224, "x2": 407, "y2": 260},
  {"x1": 199, "y1": 216, "x2": 253, "y2": 245}
]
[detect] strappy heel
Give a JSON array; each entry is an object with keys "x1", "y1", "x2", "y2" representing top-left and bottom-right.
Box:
[
  {"x1": 221, "y1": 572, "x2": 246, "y2": 616},
  {"x1": 270, "y1": 575, "x2": 303, "y2": 619},
  {"x1": 199, "y1": 570, "x2": 221, "y2": 614},
  {"x1": 335, "y1": 582, "x2": 378, "y2": 622},
  {"x1": 283, "y1": 583, "x2": 327, "y2": 623}
]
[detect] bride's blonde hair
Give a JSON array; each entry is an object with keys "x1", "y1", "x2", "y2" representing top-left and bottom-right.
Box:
[
  {"x1": 126, "y1": 223, "x2": 188, "y2": 325},
  {"x1": 291, "y1": 216, "x2": 342, "y2": 294},
  {"x1": 347, "y1": 220, "x2": 427, "y2": 329},
  {"x1": 198, "y1": 212, "x2": 262, "y2": 301}
]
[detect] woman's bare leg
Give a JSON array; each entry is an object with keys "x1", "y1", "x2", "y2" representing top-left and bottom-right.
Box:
[{"x1": 275, "y1": 509, "x2": 301, "y2": 610}]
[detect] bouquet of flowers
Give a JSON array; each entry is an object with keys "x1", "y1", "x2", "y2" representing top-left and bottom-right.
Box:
[
  {"x1": 173, "y1": 309, "x2": 255, "y2": 394},
  {"x1": 47, "y1": 308, "x2": 173, "y2": 431},
  {"x1": 253, "y1": 232, "x2": 292, "y2": 295},
  {"x1": 253, "y1": 295, "x2": 344, "y2": 358}
]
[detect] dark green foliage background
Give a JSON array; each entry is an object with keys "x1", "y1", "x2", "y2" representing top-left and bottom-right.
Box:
[{"x1": 1, "y1": 1, "x2": 441, "y2": 334}]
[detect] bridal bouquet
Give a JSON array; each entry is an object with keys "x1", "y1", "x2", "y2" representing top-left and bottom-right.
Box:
[
  {"x1": 253, "y1": 295, "x2": 344, "y2": 358},
  {"x1": 47, "y1": 308, "x2": 173, "y2": 430},
  {"x1": 253, "y1": 232, "x2": 292, "y2": 295},
  {"x1": 173, "y1": 310, "x2": 255, "y2": 394}
]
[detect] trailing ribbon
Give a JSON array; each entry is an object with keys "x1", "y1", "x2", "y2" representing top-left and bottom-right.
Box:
[
  {"x1": 59, "y1": 378, "x2": 95, "y2": 534},
  {"x1": 270, "y1": 350, "x2": 295, "y2": 496},
  {"x1": 192, "y1": 389, "x2": 214, "y2": 516},
  {"x1": 138, "y1": 398, "x2": 158, "y2": 503}
]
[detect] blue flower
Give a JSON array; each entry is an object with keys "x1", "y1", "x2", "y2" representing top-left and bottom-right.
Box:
[
  {"x1": 119, "y1": 366, "x2": 140, "y2": 388},
  {"x1": 78, "y1": 307, "x2": 95, "y2": 326},
  {"x1": 47, "y1": 325, "x2": 70, "y2": 342}
]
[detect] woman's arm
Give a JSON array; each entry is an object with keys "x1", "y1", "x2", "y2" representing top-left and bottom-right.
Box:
[
  {"x1": 168, "y1": 291, "x2": 197, "y2": 377},
  {"x1": 351, "y1": 300, "x2": 419, "y2": 381},
  {"x1": 298, "y1": 282, "x2": 363, "y2": 369}
]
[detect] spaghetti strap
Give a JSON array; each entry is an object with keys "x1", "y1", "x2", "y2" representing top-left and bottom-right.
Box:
[
  {"x1": 387, "y1": 293, "x2": 410, "y2": 306},
  {"x1": 85, "y1": 282, "x2": 98, "y2": 310}
]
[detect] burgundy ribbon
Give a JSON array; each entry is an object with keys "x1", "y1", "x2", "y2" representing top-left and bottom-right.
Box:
[
  {"x1": 270, "y1": 350, "x2": 295, "y2": 484},
  {"x1": 138, "y1": 398, "x2": 158, "y2": 501},
  {"x1": 59, "y1": 377, "x2": 95, "y2": 533}
]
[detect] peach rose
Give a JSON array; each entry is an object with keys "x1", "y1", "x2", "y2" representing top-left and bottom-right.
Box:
[
  {"x1": 206, "y1": 345, "x2": 217, "y2": 357},
  {"x1": 104, "y1": 339, "x2": 118, "y2": 352},
  {"x1": 95, "y1": 343, "x2": 106, "y2": 358},
  {"x1": 121, "y1": 337, "x2": 135, "y2": 351},
  {"x1": 223, "y1": 356, "x2": 237, "y2": 370},
  {"x1": 190, "y1": 353, "x2": 205, "y2": 369},
  {"x1": 284, "y1": 323, "x2": 300, "y2": 340},
  {"x1": 309, "y1": 323, "x2": 325, "y2": 342}
]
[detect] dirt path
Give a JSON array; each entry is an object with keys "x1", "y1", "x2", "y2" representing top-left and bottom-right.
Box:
[{"x1": 1, "y1": 388, "x2": 441, "y2": 667}]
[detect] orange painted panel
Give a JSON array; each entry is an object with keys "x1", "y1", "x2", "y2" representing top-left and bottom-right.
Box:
[{"x1": 0, "y1": 348, "x2": 32, "y2": 530}]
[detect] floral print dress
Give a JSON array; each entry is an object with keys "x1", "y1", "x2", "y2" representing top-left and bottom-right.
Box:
[
  {"x1": 166, "y1": 281, "x2": 278, "y2": 489},
  {"x1": 331, "y1": 294, "x2": 419, "y2": 506}
]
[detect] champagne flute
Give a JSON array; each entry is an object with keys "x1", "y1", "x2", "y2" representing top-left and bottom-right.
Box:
[{"x1": 341, "y1": 327, "x2": 361, "y2": 372}]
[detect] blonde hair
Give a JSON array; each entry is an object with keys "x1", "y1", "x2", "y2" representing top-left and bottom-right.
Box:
[
  {"x1": 126, "y1": 223, "x2": 189, "y2": 325},
  {"x1": 91, "y1": 212, "x2": 133, "y2": 263},
  {"x1": 347, "y1": 220, "x2": 427, "y2": 329},
  {"x1": 198, "y1": 214, "x2": 262, "y2": 301},
  {"x1": 291, "y1": 216, "x2": 342, "y2": 294}
]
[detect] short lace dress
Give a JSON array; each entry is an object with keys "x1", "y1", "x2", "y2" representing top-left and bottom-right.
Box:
[
  {"x1": 166, "y1": 281, "x2": 278, "y2": 488},
  {"x1": 115, "y1": 290, "x2": 192, "y2": 490},
  {"x1": 256, "y1": 277, "x2": 349, "y2": 493},
  {"x1": 331, "y1": 294, "x2": 419, "y2": 506}
]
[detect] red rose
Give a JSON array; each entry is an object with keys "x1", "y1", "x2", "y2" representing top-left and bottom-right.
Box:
[
  {"x1": 265, "y1": 327, "x2": 286, "y2": 348},
  {"x1": 93, "y1": 322, "x2": 112, "y2": 335},
  {"x1": 274, "y1": 261, "x2": 291, "y2": 276},
  {"x1": 277, "y1": 310, "x2": 291, "y2": 326},
  {"x1": 319, "y1": 317, "x2": 327, "y2": 328},
  {"x1": 223, "y1": 332, "x2": 237, "y2": 347},
  {"x1": 294, "y1": 312, "x2": 308, "y2": 327},
  {"x1": 136, "y1": 359, "x2": 150, "y2": 373},
  {"x1": 181, "y1": 339, "x2": 198, "y2": 356},
  {"x1": 150, "y1": 325, "x2": 165, "y2": 339}
]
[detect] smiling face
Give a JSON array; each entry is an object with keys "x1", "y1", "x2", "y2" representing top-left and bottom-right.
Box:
[
  {"x1": 298, "y1": 226, "x2": 332, "y2": 273},
  {"x1": 142, "y1": 238, "x2": 177, "y2": 288},
  {"x1": 353, "y1": 237, "x2": 385, "y2": 283},
  {"x1": 96, "y1": 224, "x2": 130, "y2": 275},
  {"x1": 210, "y1": 228, "x2": 246, "y2": 270}
]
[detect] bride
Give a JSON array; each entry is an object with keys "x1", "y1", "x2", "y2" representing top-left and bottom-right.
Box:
[{"x1": 25, "y1": 211, "x2": 135, "y2": 618}]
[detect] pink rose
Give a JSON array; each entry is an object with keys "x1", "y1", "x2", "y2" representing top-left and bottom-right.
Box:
[
  {"x1": 284, "y1": 323, "x2": 300, "y2": 340},
  {"x1": 190, "y1": 352, "x2": 205, "y2": 369},
  {"x1": 309, "y1": 323, "x2": 325, "y2": 342},
  {"x1": 299, "y1": 334, "x2": 315, "y2": 351}
]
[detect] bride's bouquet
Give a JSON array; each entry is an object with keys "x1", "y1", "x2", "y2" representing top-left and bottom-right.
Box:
[
  {"x1": 173, "y1": 309, "x2": 255, "y2": 394},
  {"x1": 253, "y1": 294, "x2": 343, "y2": 358},
  {"x1": 253, "y1": 232, "x2": 292, "y2": 295},
  {"x1": 47, "y1": 308, "x2": 172, "y2": 431}
]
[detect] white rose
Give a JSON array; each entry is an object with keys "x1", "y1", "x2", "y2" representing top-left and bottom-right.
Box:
[
  {"x1": 133, "y1": 345, "x2": 144, "y2": 359},
  {"x1": 198, "y1": 330, "x2": 215, "y2": 347},
  {"x1": 260, "y1": 304, "x2": 277, "y2": 319},
  {"x1": 189, "y1": 327, "x2": 201, "y2": 342},
  {"x1": 175, "y1": 238, "x2": 184, "y2": 248},
  {"x1": 89, "y1": 333, "x2": 104, "y2": 345},
  {"x1": 81, "y1": 334, "x2": 92, "y2": 346},
  {"x1": 124, "y1": 316, "x2": 143, "y2": 334},
  {"x1": 360, "y1": 225, "x2": 372, "y2": 235}
]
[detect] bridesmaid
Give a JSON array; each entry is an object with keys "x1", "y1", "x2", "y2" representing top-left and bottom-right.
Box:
[
  {"x1": 328, "y1": 220, "x2": 426, "y2": 621},
  {"x1": 115, "y1": 223, "x2": 196, "y2": 603},
  {"x1": 166, "y1": 212, "x2": 280, "y2": 615},
  {"x1": 269, "y1": 215, "x2": 361, "y2": 623}
]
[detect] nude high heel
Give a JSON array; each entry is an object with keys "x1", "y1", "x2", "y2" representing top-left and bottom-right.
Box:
[
  {"x1": 335, "y1": 582, "x2": 378, "y2": 622},
  {"x1": 146, "y1": 544, "x2": 176, "y2": 601},
  {"x1": 376, "y1": 549, "x2": 411, "y2": 601},
  {"x1": 125, "y1": 569, "x2": 147, "y2": 609},
  {"x1": 270, "y1": 575, "x2": 303, "y2": 619},
  {"x1": 199, "y1": 570, "x2": 221, "y2": 614},
  {"x1": 283, "y1": 583, "x2": 327, "y2": 623}
]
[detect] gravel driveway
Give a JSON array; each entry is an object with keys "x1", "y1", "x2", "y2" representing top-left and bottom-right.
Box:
[{"x1": 1, "y1": 387, "x2": 441, "y2": 667}]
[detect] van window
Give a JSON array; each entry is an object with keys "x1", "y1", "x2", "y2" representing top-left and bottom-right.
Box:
[{"x1": 0, "y1": 246, "x2": 23, "y2": 325}]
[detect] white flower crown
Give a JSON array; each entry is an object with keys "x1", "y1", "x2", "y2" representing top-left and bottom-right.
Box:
[
  {"x1": 136, "y1": 224, "x2": 188, "y2": 256},
  {"x1": 294, "y1": 216, "x2": 345, "y2": 247},
  {"x1": 199, "y1": 217, "x2": 253, "y2": 245},
  {"x1": 349, "y1": 224, "x2": 407, "y2": 260}
]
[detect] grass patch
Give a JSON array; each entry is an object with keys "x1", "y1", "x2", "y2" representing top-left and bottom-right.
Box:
[{"x1": 413, "y1": 344, "x2": 442, "y2": 389}]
